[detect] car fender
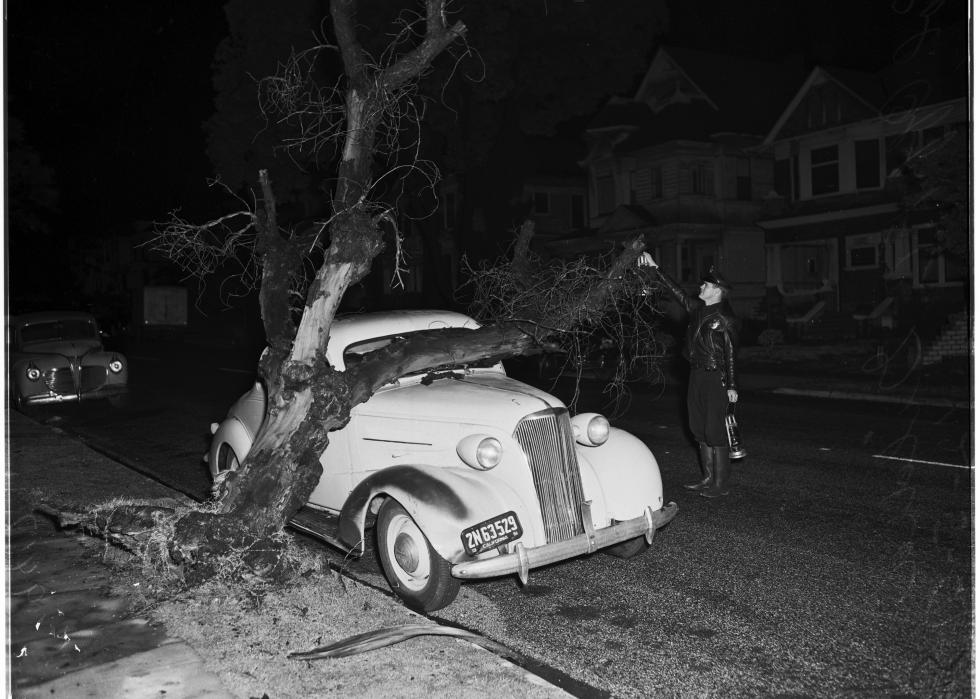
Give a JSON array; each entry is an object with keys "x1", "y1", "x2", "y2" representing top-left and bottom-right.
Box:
[
  {"x1": 83, "y1": 351, "x2": 129, "y2": 384},
  {"x1": 576, "y1": 427, "x2": 664, "y2": 521},
  {"x1": 208, "y1": 417, "x2": 256, "y2": 478},
  {"x1": 10, "y1": 355, "x2": 64, "y2": 400},
  {"x1": 207, "y1": 382, "x2": 266, "y2": 477},
  {"x1": 338, "y1": 464, "x2": 536, "y2": 563}
]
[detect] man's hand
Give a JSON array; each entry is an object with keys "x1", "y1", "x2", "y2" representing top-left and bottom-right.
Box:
[{"x1": 637, "y1": 252, "x2": 658, "y2": 269}]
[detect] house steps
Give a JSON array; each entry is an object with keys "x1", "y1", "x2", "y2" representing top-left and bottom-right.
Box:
[{"x1": 921, "y1": 311, "x2": 971, "y2": 366}]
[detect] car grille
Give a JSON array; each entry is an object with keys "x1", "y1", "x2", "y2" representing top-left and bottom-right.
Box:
[
  {"x1": 44, "y1": 368, "x2": 75, "y2": 394},
  {"x1": 43, "y1": 366, "x2": 108, "y2": 395},
  {"x1": 513, "y1": 408, "x2": 586, "y2": 543}
]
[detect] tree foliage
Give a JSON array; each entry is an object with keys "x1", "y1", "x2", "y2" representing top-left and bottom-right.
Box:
[{"x1": 896, "y1": 128, "x2": 969, "y2": 260}]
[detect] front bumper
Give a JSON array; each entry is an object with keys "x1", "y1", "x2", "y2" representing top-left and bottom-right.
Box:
[
  {"x1": 452, "y1": 501, "x2": 678, "y2": 583},
  {"x1": 21, "y1": 385, "x2": 128, "y2": 406}
]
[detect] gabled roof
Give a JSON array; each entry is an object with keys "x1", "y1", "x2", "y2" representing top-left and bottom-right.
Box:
[
  {"x1": 612, "y1": 102, "x2": 725, "y2": 151},
  {"x1": 586, "y1": 46, "x2": 805, "y2": 151},
  {"x1": 763, "y1": 66, "x2": 882, "y2": 144},
  {"x1": 763, "y1": 26, "x2": 968, "y2": 146},
  {"x1": 635, "y1": 46, "x2": 806, "y2": 134},
  {"x1": 586, "y1": 98, "x2": 653, "y2": 132}
]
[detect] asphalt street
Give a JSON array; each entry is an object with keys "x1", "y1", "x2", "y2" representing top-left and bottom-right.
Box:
[{"x1": 21, "y1": 339, "x2": 972, "y2": 697}]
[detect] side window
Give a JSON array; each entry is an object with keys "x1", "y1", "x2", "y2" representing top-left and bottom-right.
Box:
[
  {"x1": 570, "y1": 194, "x2": 585, "y2": 229},
  {"x1": 596, "y1": 175, "x2": 615, "y2": 214},
  {"x1": 650, "y1": 166, "x2": 663, "y2": 199},
  {"x1": 533, "y1": 192, "x2": 550, "y2": 214},
  {"x1": 854, "y1": 139, "x2": 881, "y2": 189},
  {"x1": 343, "y1": 336, "x2": 400, "y2": 367},
  {"x1": 810, "y1": 145, "x2": 839, "y2": 196},
  {"x1": 736, "y1": 157, "x2": 751, "y2": 200}
]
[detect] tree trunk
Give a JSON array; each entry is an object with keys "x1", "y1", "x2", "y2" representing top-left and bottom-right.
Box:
[{"x1": 166, "y1": 1, "x2": 469, "y2": 576}]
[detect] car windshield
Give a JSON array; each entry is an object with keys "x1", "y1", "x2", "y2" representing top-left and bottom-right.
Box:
[
  {"x1": 343, "y1": 333, "x2": 499, "y2": 376},
  {"x1": 20, "y1": 319, "x2": 97, "y2": 344}
]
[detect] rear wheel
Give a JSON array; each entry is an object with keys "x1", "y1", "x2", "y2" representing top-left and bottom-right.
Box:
[{"x1": 376, "y1": 500, "x2": 460, "y2": 612}]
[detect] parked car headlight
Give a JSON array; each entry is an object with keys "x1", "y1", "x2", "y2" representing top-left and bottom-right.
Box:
[
  {"x1": 26, "y1": 363, "x2": 41, "y2": 382},
  {"x1": 571, "y1": 412, "x2": 610, "y2": 446},
  {"x1": 108, "y1": 357, "x2": 124, "y2": 373},
  {"x1": 457, "y1": 434, "x2": 503, "y2": 470}
]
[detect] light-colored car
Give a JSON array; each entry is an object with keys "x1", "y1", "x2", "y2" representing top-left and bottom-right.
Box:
[
  {"x1": 8, "y1": 311, "x2": 129, "y2": 409},
  {"x1": 207, "y1": 310, "x2": 678, "y2": 611}
]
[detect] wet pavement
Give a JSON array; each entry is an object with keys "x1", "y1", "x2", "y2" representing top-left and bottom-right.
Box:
[{"x1": 5, "y1": 343, "x2": 970, "y2": 697}]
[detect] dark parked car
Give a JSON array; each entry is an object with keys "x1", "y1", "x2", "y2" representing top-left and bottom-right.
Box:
[{"x1": 8, "y1": 311, "x2": 128, "y2": 409}]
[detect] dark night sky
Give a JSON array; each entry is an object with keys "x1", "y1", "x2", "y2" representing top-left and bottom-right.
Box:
[
  {"x1": 7, "y1": 2, "x2": 229, "y2": 233},
  {"x1": 5, "y1": 1, "x2": 970, "y2": 269}
]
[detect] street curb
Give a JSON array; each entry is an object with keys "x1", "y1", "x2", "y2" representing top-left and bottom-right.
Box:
[{"x1": 771, "y1": 387, "x2": 971, "y2": 410}]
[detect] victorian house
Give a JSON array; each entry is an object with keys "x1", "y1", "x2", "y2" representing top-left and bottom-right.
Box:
[
  {"x1": 757, "y1": 59, "x2": 968, "y2": 341},
  {"x1": 579, "y1": 41, "x2": 968, "y2": 349},
  {"x1": 580, "y1": 46, "x2": 805, "y2": 325}
]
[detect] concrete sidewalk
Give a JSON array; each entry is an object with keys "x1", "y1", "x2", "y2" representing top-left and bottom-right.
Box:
[{"x1": 7, "y1": 411, "x2": 237, "y2": 698}]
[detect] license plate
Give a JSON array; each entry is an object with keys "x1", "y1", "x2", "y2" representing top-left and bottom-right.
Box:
[{"x1": 461, "y1": 512, "x2": 523, "y2": 556}]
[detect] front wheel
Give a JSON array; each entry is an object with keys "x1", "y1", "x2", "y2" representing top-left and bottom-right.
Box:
[
  {"x1": 108, "y1": 394, "x2": 131, "y2": 409},
  {"x1": 376, "y1": 500, "x2": 460, "y2": 612},
  {"x1": 604, "y1": 535, "x2": 650, "y2": 559},
  {"x1": 213, "y1": 443, "x2": 241, "y2": 475}
]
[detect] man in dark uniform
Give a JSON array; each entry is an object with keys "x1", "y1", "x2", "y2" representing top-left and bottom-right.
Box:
[{"x1": 638, "y1": 252, "x2": 739, "y2": 498}]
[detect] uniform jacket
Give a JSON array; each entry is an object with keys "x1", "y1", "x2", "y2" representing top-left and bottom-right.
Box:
[{"x1": 652, "y1": 268, "x2": 738, "y2": 390}]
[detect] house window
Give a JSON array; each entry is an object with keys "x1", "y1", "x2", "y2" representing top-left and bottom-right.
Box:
[
  {"x1": 628, "y1": 171, "x2": 640, "y2": 204},
  {"x1": 681, "y1": 161, "x2": 714, "y2": 195},
  {"x1": 845, "y1": 233, "x2": 880, "y2": 270},
  {"x1": 915, "y1": 227, "x2": 967, "y2": 285},
  {"x1": 736, "y1": 157, "x2": 752, "y2": 200},
  {"x1": 570, "y1": 194, "x2": 585, "y2": 229},
  {"x1": 810, "y1": 145, "x2": 839, "y2": 196},
  {"x1": 533, "y1": 192, "x2": 550, "y2": 214},
  {"x1": 650, "y1": 166, "x2": 664, "y2": 199},
  {"x1": 596, "y1": 175, "x2": 615, "y2": 214},
  {"x1": 885, "y1": 132, "x2": 916, "y2": 176},
  {"x1": 774, "y1": 158, "x2": 791, "y2": 198},
  {"x1": 679, "y1": 241, "x2": 716, "y2": 283},
  {"x1": 854, "y1": 139, "x2": 881, "y2": 189}
]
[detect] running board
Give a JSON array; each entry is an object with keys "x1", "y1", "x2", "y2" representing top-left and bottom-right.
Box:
[{"x1": 289, "y1": 505, "x2": 354, "y2": 554}]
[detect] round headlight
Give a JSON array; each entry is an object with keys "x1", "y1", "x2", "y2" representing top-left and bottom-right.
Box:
[
  {"x1": 586, "y1": 415, "x2": 610, "y2": 446},
  {"x1": 26, "y1": 365, "x2": 41, "y2": 382},
  {"x1": 475, "y1": 437, "x2": 502, "y2": 469},
  {"x1": 457, "y1": 434, "x2": 503, "y2": 470},
  {"x1": 108, "y1": 358, "x2": 123, "y2": 373},
  {"x1": 571, "y1": 412, "x2": 610, "y2": 446}
]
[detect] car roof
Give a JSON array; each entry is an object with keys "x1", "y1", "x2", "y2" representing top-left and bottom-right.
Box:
[
  {"x1": 327, "y1": 310, "x2": 481, "y2": 367},
  {"x1": 10, "y1": 311, "x2": 97, "y2": 327}
]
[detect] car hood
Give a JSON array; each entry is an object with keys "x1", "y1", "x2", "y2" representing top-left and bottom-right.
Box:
[
  {"x1": 17, "y1": 339, "x2": 104, "y2": 358},
  {"x1": 359, "y1": 371, "x2": 565, "y2": 426}
]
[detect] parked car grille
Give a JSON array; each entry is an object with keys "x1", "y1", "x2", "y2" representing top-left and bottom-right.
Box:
[
  {"x1": 513, "y1": 408, "x2": 586, "y2": 543},
  {"x1": 44, "y1": 368, "x2": 75, "y2": 394},
  {"x1": 42, "y1": 366, "x2": 107, "y2": 395}
]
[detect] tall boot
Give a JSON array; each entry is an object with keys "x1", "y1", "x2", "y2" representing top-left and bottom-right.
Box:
[
  {"x1": 683, "y1": 442, "x2": 714, "y2": 490},
  {"x1": 700, "y1": 446, "x2": 730, "y2": 498}
]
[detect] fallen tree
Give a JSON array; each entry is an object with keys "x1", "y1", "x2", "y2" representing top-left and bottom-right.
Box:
[{"x1": 41, "y1": 0, "x2": 665, "y2": 584}]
